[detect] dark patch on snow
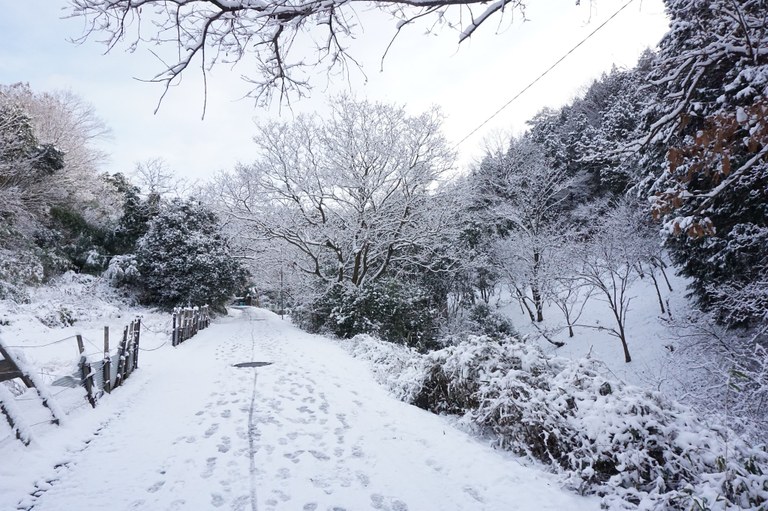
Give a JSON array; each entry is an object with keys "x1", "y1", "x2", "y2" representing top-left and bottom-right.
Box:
[{"x1": 233, "y1": 362, "x2": 273, "y2": 368}]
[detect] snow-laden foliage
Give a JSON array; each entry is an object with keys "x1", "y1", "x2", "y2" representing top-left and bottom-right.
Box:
[
  {"x1": 342, "y1": 334, "x2": 427, "y2": 403},
  {"x1": 639, "y1": 0, "x2": 768, "y2": 328},
  {"x1": 134, "y1": 198, "x2": 247, "y2": 310},
  {"x1": 213, "y1": 96, "x2": 454, "y2": 290},
  {"x1": 103, "y1": 254, "x2": 140, "y2": 286},
  {"x1": 473, "y1": 135, "x2": 572, "y2": 323},
  {"x1": 294, "y1": 279, "x2": 441, "y2": 350},
  {"x1": 346, "y1": 335, "x2": 768, "y2": 510}
]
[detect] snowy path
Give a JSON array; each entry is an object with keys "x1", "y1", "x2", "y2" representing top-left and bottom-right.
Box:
[{"x1": 9, "y1": 308, "x2": 598, "y2": 511}]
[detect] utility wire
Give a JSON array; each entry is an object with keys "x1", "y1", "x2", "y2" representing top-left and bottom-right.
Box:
[{"x1": 455, "y1": 0, "x2": 637, "y2": 148}]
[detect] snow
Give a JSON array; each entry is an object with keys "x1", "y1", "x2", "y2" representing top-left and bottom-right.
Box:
[
  {"x1": 495, "y1": 269, "x2": 692, "y2": 392},
  {"x1": 0, "y1": 304, "x2": 599, "y2": 510}
]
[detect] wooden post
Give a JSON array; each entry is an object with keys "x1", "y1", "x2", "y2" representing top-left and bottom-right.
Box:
[
  {"x1": 114, "y1": 326, "x2": 128, "y2": 388},
  {"x1": 124, "y1": 323, "x2": 133, "y2": 379},
  {"x1": 103, "y1": 327, "x2": 111, "y2": 394},
  {"x1": 172, "y1": 311, "x2": 178, "y2": 347},
  {"x1": 132, "y1": 318, "x2": 141, "y2": 370},
  {"x1": 76, "y1": 335, "x2": 96, "y2": 408}
]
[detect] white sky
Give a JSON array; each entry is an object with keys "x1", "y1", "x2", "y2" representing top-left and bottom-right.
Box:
[{"x1": 0, "y1": 0, "x2": 669, "y2": 183}]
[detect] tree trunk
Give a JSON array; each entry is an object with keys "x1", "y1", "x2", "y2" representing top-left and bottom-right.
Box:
[
  {"x1": 515, "y1": 287, "x2": 536, "y2": 323},
  {"x1": 531, "y1": 249, "x2": 544, "y2": 322},
  {"x1": 649, "y1": 272, "x2": 666, "y2": 314},
  {"x1": 618, "y1": 325, "x2": 632, "y2": 363}
]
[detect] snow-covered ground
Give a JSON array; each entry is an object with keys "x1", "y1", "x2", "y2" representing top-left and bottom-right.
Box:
[
  {"x1": 1, "y1": 302, "x2": 599, "y2": 510},
  {"x1": 496, "y1": 270, "x2": 693, "y2": 394}
]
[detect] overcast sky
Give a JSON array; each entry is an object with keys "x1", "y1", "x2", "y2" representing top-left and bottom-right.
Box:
[{"x1": 0, "y1": 0, "x2": 669, "y2": 184}]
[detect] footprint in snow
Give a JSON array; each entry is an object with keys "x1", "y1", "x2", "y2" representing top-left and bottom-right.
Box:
[
  {"x1": 204, "y1": 423, "x2": 220, "y2": 438},
  {"x1": 217, "y1": 436, "x2": 231, "y2": 453},
  {"x1": 463, "y1": 486, "x2": 484, "y2": 503},
  {"x1": 371, "y1": 494, "x2": 409, "y2": 511},
  {"x1": 210, "y1": 493, "x2": 225, "y2": 507},
  {"x1": 230, "y1": 495, "x2": 249, "y2": 511},
  {"x1": 283, "y1": 450, "x2": 305, "y2": 463},
  {"x1": 309, "y1": 450, "x2": 330, "y2": 461},
  {"x1": 146, "y1": 481, "x2": 165, "y2": 493},
  {"x1": 221, "y1": 409, "x2": 232, "y2": 419},
  {"x1": 272, "y1": 489, "x2": 291, "y2": 502},
  {"x1": 201, "y1": 457, "x2": 217, "y2": 479},
  {"x1": 356, "y1": 471, "x2": 370, "y2": 487}
]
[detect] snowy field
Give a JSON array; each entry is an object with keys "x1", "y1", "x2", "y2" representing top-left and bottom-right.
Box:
[{"x1": 1, "y1": 284, "x2": 599, "y2": 511}]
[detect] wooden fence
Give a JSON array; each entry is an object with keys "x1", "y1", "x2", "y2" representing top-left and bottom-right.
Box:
[
  {"x1": 76, "y1": 318, "x2": 142, "y2": 408},
  {"x1": 0, "y1": 317, "x2": 142, "y2": 446},
  {"x1": 0, "y1": 341, "x2": 62, "y2": 445},
  {"x1": 172, "y1": 306, "x2": 210, "y2": 346}
]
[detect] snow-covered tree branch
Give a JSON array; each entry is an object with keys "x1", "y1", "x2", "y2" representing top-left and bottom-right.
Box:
[{"x1": 68, "y1": 0, "x2": 528, "y2": 106}]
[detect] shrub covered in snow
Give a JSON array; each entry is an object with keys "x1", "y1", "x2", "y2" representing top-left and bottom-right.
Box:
[
  {"x1": 295, "y1": 280, "x2": 441, "y2": 350},
  {"x1": 343, "y1": 334, "x2": 427, "y2": 403},
  {"x1": 104, "y1": 254, "x2": 140, "y2": 286},
  {"x1": 134, "y1": 198, "x2": 248, "y2": 311},
  {"x1": 346, "y1": 334, "x2": 768, "y2": 510}
]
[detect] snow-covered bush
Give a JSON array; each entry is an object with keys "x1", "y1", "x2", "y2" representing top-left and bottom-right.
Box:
[
  {"x1": 297, "y1": 280, "x2": 440, "y2": 350},
  {"x1": 134, "y1": 198, "x2": 248, "y2": 311},
  {"x1": 0, "y1": 248, "x2": 43, "y2": 300},
  {"x1": 347, "y1": 334, "x2": 768, "y2": 509},
  {"x1": 104, "y1": 254, "x2": 140, "y2": 285},
  {"x1": 343, "y1": 334, "x2": 427, "y2": 403}
]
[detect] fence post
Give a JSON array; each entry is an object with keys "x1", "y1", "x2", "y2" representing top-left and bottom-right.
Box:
[
  {"x1": 114, "y1": 326, "x2": 128, "y2": 388},
  {"x1": 76, "y1": 335, "x2": 96, "y2": 408},
  {"x1": 103, "y1": 327, "x2": 111, "y2": 394},
  {"x1": 132, "y1": 318, "x2": 141, "y2": 370},
  {"x1": 125, "y1": 322, "x2": 134, "y2": 379},
  {"x1": 172, "y1": 311, "x2": 178, "y2": 347}
]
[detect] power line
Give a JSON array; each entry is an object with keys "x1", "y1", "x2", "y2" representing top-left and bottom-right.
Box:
[{"x1": 455, "y1": 0, "x2": 637, "y2": 148}]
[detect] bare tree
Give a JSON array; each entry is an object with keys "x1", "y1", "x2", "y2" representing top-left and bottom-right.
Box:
[
  {"x1": 211, "y1": 96, "x2": 454, "y2": 288},
  {"x1": 480, "y1": 135, "x2": 571, "y2": 323},
  {"x1": 68, "y1": 0, "x2": 529, "y2": 107},
  {"x1": 133, "y1": 158, "x2": 193, "y2": 198},
  {"x1": 573, "y1": 200, "x2": 647, "y2": 363},
  {"x1": 2, "y1": 84, "x2": 117, "y2": 225}
]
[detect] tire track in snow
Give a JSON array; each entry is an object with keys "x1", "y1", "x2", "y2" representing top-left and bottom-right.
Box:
[{"x1": 246, "y1": 315, "x2": 259, "y2": 511}]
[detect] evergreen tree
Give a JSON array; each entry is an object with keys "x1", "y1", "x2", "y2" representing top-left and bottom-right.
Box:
[
  {"x1": 640, "y1": 0, "x2": 768, "y2": 326},
  {"x1": 135, "y1": 198, "x2": 248, "y2": 311}
]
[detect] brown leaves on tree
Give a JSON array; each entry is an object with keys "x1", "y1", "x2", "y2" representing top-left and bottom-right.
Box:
[{"x1": 653, "y1": 99, "x2": 768, "y2": 237}]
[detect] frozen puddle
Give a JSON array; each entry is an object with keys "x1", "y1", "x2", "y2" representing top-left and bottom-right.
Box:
[{"x1": 11, "y1": 308, "x2": 599, "y2": 511}]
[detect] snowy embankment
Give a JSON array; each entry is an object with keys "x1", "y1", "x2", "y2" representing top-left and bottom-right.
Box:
[
  {"x1": 1, "y1": 299, "x2": 599, "y2": 511},
  {"x1": 344, "y1": 335, "x2": 768, "y2": 510}
]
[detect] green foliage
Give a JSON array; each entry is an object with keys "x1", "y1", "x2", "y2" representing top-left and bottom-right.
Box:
[
  {"x1": 294, "y1": 280, "x2": 440, "y2": 350},
  {"x1": 103, "y1": 172, "x2": 158, "y2": 255},
  {"x1": 134, "y1": 198, "x2": 248, "y2": 311},
  {"x1": 39, "y1": 205, "x2": 110, "y2": 274}
]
